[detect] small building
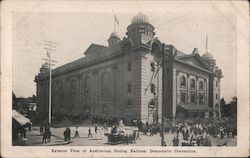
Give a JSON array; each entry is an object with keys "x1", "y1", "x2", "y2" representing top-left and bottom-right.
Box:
[{"x1": 35, "y1": 13, "x2": 223, "y2": 124}]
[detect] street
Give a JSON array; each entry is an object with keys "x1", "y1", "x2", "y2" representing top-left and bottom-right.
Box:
[{"x1": 17, "y1": 125, "x2": 236, "y2": 146}]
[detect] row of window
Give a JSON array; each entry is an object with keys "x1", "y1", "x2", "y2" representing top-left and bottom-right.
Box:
[
  {"x1": 180, "y1": 76, "x2": 205, "y2": 90},
  {"x1": 180, "y1": 92, "x2": 205, "y2": 105}
]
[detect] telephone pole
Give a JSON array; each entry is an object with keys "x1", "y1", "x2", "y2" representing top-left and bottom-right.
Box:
[
  {"x1": 161, "y1": 43, "x2": 165, "y2": 146},
  {"x1": 42, "y1": 40, "x2": 57, "y2": 125}
]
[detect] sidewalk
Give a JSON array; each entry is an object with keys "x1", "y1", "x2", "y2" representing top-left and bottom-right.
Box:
[{"x1": 13, "y1": 127, "x2": 70, "y2": 146}]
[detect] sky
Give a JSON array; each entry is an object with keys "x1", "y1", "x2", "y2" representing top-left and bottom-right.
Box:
[{"x1": 12, "y1": 5, "x2": 237, "y2": 103}]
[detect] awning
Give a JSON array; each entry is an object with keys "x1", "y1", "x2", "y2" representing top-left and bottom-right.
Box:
[
  {"x1": 178, "y1": 104, "x2": 213, "y2": 112},
  {"x1": 12, "y1": 110, "x2": 31, "y2": 126}
]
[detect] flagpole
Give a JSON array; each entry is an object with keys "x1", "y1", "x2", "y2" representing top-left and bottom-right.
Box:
[
  {"x1": 206, "y1": 33, "x2": 208, "y2": 53},
  {"x1": 114, "y1": 14, "x2": 116, "y2": 32}
]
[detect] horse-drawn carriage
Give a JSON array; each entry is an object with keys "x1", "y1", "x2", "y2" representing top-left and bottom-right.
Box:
[{"x1": 105, "y1": 131, "x2": 133, "y2": 145}]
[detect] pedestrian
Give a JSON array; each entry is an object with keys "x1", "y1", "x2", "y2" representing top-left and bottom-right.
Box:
[
  {"x1": 220, "y1": 130, "x2": 224, "y2": 139},
  {"x1": 40, "y1": 126, "x2": 44, "y2": 135},
  {"x1": 125, "y1": 134, "x2": 129, "y2": 144},
  {"x1": 146, "y1": 122, "x2": 149, "y2": 129},
  {"x1": 22, "y1": 127, "x2": 27, "y2": 146},
  {"x1": 88, "y1": 127, "x2": 93, "y2": 137},
  {"x1": 95, "y1": 124, "x2": 98, "y2": 134},
  {"x1": 103, "y1": 123, "x2": 107, "y2": 132},
  {"x1": 47, "y1": 130, "x2": 51, "y2": 142},
  {"x1": 132, "y1": 130, "x2": 136, "y2": 143},
  {"x1": 63, "y1": 128, "x2": 68, "y2": 141},
  {"x1": 42, "y1": 130, "x2": 47, "y2": 143},
  {"x1": 129, "y1": 134, "x2": 133, "y2": 143},
  {"x1": 136, "y1": 131, "x2": 140, "y2": 140},
  {"x1": 74, "y1": 127, "x2": 80, "y2": 138},
  {"x1": 67, "y1": 127, "x2": 71, "y2": 141}
]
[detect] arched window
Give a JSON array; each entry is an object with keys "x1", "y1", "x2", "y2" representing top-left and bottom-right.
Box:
[
  {"x1": 190, "y1": 78, "x2": 195, "y2": 88},
  {"x1": 85, "y1": 76, "x2": 91, "y2": 96},
  {"x1": 127, "y1": 62, "x2": 131, "y2": 71},
  {"x1": 59, "y1": 82, "x2": 64, "y2": 107},
  {"x1": 71, "y1": 79, "x2": 76, "y2": 105},
  {"x1": 127, "y1": 98, "x2": 132, "y2": 105},
  {"x1": 127, "y1": 82, "x2": 131, "y2": 93},
  {"x1": 180, "y1": 76, "x2": 186, "y2": 87},
  {"x1": 199, "y1": 80, "x2": 204, "y2": 90},
  {"x1": 100, "y1": 73, "x2": 111, "y2": 99}
]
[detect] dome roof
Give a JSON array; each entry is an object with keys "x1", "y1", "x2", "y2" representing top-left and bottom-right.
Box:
[
  {"x1": 202, "y1": 52, "x2": 216, "y2": 64},
  {"x1": 131, "y1": 12, "x2": 150, "y2": 24},
  {"x1": 41, "y1": 62, "x2": 49, "y2": 69},
  {"x1": 109, "y1": 32, "x2": 120, "y2": 38}
]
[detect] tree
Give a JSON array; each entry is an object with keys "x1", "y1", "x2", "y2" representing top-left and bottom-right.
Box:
[
  {"x1": 220, "y1": 96, "x2": 237, "y2": 119},
  {"x1": 12, "y1": 92, "x2": 18, "y2": 109},
  {"x1": 220, "y1": 98, "x2": 227, "y2": 117},
  {"x1": 230, "y1": 96, "x2": 237, "y2": 119}
]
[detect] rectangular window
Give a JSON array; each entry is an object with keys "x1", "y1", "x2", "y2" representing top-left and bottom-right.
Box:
[
  {"x1": 190, "y1": 79, "x2": 195, "y2": 88},
  {"x1": 127, "y1": 62, "x2": 131, "y2": 71},
  {"x1": 199, "y1": 94, "x2": 204, "y2": 105},
  {"x1": 199, "y1": 81, "x2": 204, "y2": 90},
  {"x1": 190, "y1": 93, "x2": 196, "y2": 104},
  {"x1": 151, "y1": 62, "x2": 155, "y2": 72},
  {"x1": 180, "y1": 93, "x2": 186, "y2": 103},
  {"x1": 216, "y1": 81, "x2": 218, "y2": 87},
  {"x1": 151, "y1": 84, "x2": 155, "y2": 93},
  {"x1": 180, "y1": 76, "x2": 186, "y2": 87},
  {"x1": 216, "y1": 94, "x2": 218, "y2": 99}
]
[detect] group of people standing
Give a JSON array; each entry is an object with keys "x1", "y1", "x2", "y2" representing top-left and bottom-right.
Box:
[
  {"x1": 167, "y1": 117, "x2": 237, "y2": 146},
  {"x1": 40, "y1": 126, "x2": 51, "y2": 144},
  {"x1": 62, "y1": 124, "x2": 99, "y2": 141}
]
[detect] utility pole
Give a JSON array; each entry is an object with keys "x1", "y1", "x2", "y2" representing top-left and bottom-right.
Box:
[
  {"x1": 161, "y1": 43, "x2": 165, "y2": 146},
  {"x1": 42, "y1": 40, "x2": 57, "y2": 126}
]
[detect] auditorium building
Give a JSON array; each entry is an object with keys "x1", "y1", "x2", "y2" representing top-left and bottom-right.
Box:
[{"x1": 35, "y1": 13, "x2": 223, "y2": 124}]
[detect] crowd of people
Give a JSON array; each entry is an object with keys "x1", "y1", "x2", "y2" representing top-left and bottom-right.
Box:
[
  {"x1": 165, "y1": 117, "x2": 237, "y2": 146},
  {"x1": 38, "y1": 116, "x2": 236, "y2": 146}
]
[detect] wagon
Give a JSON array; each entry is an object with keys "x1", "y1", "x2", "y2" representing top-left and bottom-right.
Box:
[{"x1": 106, "y1": 132, "x2": 133, "y2": 145}]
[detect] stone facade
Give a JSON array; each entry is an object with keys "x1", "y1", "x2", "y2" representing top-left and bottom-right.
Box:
[{"x1": 35, "y1": 13, "x2": 223, "y2": 124}]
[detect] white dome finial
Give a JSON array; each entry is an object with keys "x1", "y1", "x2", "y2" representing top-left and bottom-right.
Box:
[{"x1": 131, "y1": 12, "x2": 150, "y2": 24}]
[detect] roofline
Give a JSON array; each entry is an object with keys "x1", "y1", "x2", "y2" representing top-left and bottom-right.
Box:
[
  {"x1": 176, "y1": 53, "x2": 212, "y2": 71},
  {"x1": 174, "y1": 58, "x2": 212, "y2": 74},
  {"x1": 36, "y1": 51, "x2": 124, "y2": 81},
  {"x1": 84, "y1": 43, "x2": 108, "y2": 55}
]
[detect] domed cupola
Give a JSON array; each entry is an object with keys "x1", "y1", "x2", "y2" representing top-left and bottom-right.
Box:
[
  {"x1": 40, "y1": 61, "x2": 50, "y2": 73},
  {"x1": 108, "y1": 31, "x2": 121, "y2": 47},
  {"x1": 202, "y1": 52, "x2": 216, "y2": 66},
  {"x1": 131, "y1": 12, "x2": 150, "y2": 24},
  {"x1": 126, "y1": 12, "x2": 155, "y2": 41}
]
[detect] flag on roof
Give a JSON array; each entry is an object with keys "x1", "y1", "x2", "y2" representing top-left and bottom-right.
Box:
[{"x1": 114, "y1": 14, "x2": 119, "y2": 26}]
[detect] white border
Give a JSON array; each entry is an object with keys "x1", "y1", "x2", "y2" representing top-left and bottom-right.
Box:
[{"x1": 1, "y1": 1, "x2": 249, "y2": 157}]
